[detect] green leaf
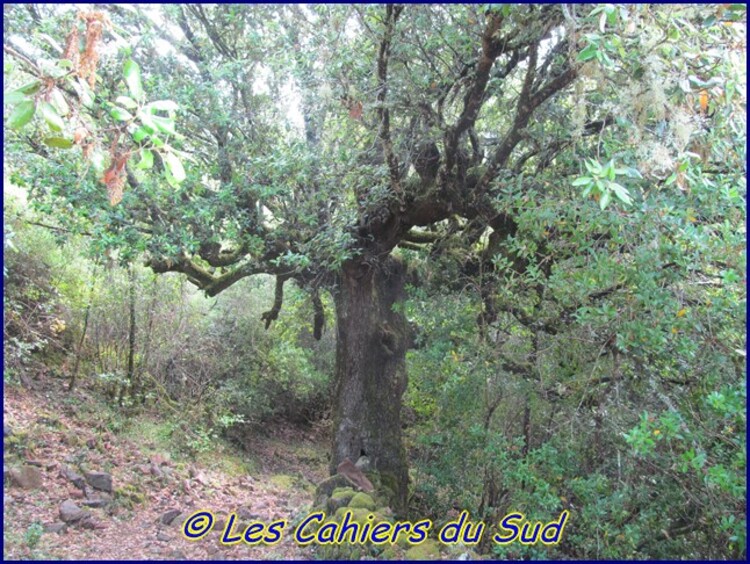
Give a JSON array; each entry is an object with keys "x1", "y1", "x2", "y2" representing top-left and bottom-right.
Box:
[
  {"x1": 572, "y1": 176, "x2": 593, "y2": 187},
  {"x1": 136, "y1": 149, "x2": 154, "y2": 169},
  {"x1": 600, "y1": 190, "x2": 611, "y2": 210},
  {"x1": 7, "y1": 100, "x2": 36, "y2": 129},
  {"x1": 17, "y1": 80, "x2": 41, "y2": 95},
  {"x1": 39, "y1": 102, "x2": 65, "y2": 132},
  {"x1": 116, "y1": 95, "x2": 139, "y2": 109},
  {"x1": 151, "y1": 115, "x2": 175, "y2": 135},
  {"x1": 132, "y1": 126, "x2": 151, "y2": 143},
  {"x1": 585, "y1": 159, "x2": 602, "y2": 175},
  {"x1": 577, "y1": 44, "x2": 598, "y2": 62},
  {"x1": 42, "y1": 137, "x2": 74, "y2": 149},
  {"x1": 123, "y1": 58, "x2": 144, "y2": 101},
  {"x1": 110, "y1": 106, "x2": 134, "y2": 121},
  {"x1": 137, "y1": 111, "x2": 157, "y2": 133},
  {"x1": 610, "y1": 183, "x2": 632, "y2": 205},
  {"x1": 163, "y1": 151, "x2": 186, "y2": 183},
  {"x1": 50, "y1": 89, "x2": 70, "y2": 116},
  {"x1": 3, "y1": 90, "x2": 26, "y2": 105},
  {"x1": 144, "y1": 100, "x2": 179, "y2": 113}
]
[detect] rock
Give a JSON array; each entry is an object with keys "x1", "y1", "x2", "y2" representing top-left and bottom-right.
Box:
[
  {"x1": 79, "y1": 516, "x2": 106, "y2": 530},
  {"x1": 82, "y1": 498, "x2": 110, "y2": 508},
  {"x1": 348, "y1": 492, "x2": 376, "y2": 511},
  {"x1": 149, "y1": 463, "x2": 163, "y2": 478},
  {"x1": 3, "y1": 423, "x2": 13, "y2": 437},
  {"x1": 43, "y1": 522, "x2": 67, "y2": 535},
  {"x1": 327, "y1": 494, "x2": 353, "y2": 513},
  {"x1": 8, "y1": 465, "x2": 43, "y2": 489},
  {"x1": 337, "y1": 458, "x2": 374, "y2": 492},
  {"x1": 159, "y1": 508, "x2": 182, "y2": 526},
  {"x1": 85, "y1": 471, "x2": 113, "y2": 493},
  {"x1": 315, "y1": 474, "x2": 355, "y2": 501},
  {"x1": 60, "y1": 466, "x2": 86, "y2": 489},
  {"x1": 334, "y1": 507, "x2": 373, "y2": 525},
  {"x1": 156, "y1": 532, "x2": 172, "y2": 542},
  {"x1": 60, "y1": 500, "x2": 85, "y2": 523},
  {"x1": 169, "y1": 513, "x2": 190, "y2": 528},
  {"x1": 405, "y1": 539, "x2": 441, "y2": 560},
  {"x1": 355, "y1": 455, "x2": 371, "y2": 472},
  {"x1": 170, "y1": 550, "x2": 187, "y2": 559}
]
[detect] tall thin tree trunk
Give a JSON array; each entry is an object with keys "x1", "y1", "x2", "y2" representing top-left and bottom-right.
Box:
[
  {"x1": 120, "y1": 266, "x2": 137, "y2": 405},
  {"x1": 137, "y1": 274, "x2": 159, "y2": 404},
  {"x1": 69, "y1": 266, "x2": 97, "y2": 391},
  {"x1": 330, "y1": 256, "x2": 409, "y2": 513}
]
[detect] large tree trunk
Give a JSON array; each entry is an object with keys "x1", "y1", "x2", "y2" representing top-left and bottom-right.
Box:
[{"x1": 330, "y1": 256, "x2": 409, "y2": 512}]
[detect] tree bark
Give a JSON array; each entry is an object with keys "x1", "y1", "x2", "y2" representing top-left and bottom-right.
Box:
[{"x1": 330, "y1": 255, "x2": 409, "y2": 512}]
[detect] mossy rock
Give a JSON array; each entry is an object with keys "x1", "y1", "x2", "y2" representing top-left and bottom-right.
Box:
[
  {"x1": 315, "y1": 474, "x2": 354, "y2": 505},
  {"x1": 380, "y1": 545, "x2": 402, "y2": 560},
  {"x1": 334, "y1": 506, "x2": 373, "y2": 525},
  {"x1": 115, "y1": 484, "x2": 146, "y2": 508},
  {"x1": 348, "y1": 492, "x2": 376, "y2": 510},
  {"x1": 331, "y1": 487, "x2": 356, "y2": 499},
  {"x1": 405, "y1": 539, "x2": 441, "y2": 560},
  {"x1": 327, "y1": 488, "x2": 356, "y2": 513}
]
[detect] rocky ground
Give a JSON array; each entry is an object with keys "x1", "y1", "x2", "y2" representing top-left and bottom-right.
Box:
[{"x1": 3, "y1": 378, "x2": 330, "y2": 560}]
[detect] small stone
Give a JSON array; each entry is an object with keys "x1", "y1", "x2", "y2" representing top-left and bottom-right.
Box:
[
  {"x1": 43, "y1": 522, "x2": 67, "y2": 535},
  {"x1": 79, "y1": 516, "x2": 106, "y2": 530},
  {"x1": 82, "y1": 498, "x2": 110, "y2": 508},
  {"x1": 170, "y1": 513, "x2": 190, "y2": 528},
  {"x1": 159, "y1": 508, "x2": 182, "y2": 526},
  {"x1": 156, "y1": 532, "x2": 172, "y2": 542},
  {"x1": 8, "y1": 465, "x2": 43, "y2": 489},
  {"x1": 85, "y1": 471, "x2": 113, "y2": 493},
  {"x1": 60, "y1": 466, "x2": 86, "y2": 489},
  {"x1": 60, "y1": 500, "x2": 85, "y2": 523},
  {"x1": 3, "y1": 423, "x2": 13, "y2": 437}
]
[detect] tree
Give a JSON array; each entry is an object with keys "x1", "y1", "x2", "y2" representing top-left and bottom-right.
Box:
[{"x1": 4, "y1": 3, "x2": 745, "y2": 515}]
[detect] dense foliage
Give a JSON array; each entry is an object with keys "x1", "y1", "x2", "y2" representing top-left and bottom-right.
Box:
[{"x1": 4, "y1": 4, "x2": 746, "y2": 559}]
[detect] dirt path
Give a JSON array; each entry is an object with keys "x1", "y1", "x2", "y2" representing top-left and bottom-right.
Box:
[{"x1": 3, "y1": 381, "x2": 330, "y2": 560}]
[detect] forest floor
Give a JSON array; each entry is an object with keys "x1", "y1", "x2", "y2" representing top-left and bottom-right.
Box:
[{"x1": 3, "y1": 374, "x2": 331, "y2": 560}]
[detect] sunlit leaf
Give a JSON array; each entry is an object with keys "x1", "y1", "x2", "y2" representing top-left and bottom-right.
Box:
[
  {"x1": 7, "y1": 100, "x2": 36, "y2": 130},
  {"x1": 123, "y1": 58, "x2": 144, "y2": 101},
  {"x1": 136, "y1": 148, "x2": 154, "y2": 169},
  {"x1": 116, "y1": 95, "x2": 138, "y2": 109},
  {"x1": 110, "y1": 106, "x2": 134, "y2": 121},
  {"x1": 42, "y1": 136, "x2": 74, "y2": 149},
  {"x1": 163, "y1": 151, "x2": 186, "y2": 183}
]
